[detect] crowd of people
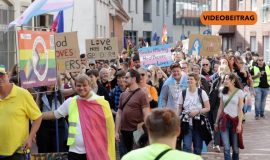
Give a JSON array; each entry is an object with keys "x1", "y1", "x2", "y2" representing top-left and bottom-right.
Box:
[{"x1": 0, "y1": 43, "x2": 269, "y2": 160}]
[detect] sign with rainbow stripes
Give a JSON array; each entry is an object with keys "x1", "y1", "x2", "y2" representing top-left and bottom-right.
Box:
[{"x1": 17, "y1": 30, "x2": 57, "y2": 88}]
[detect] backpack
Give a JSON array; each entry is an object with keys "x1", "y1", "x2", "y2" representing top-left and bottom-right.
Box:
[{"x1": 181, "y1": 88, "x2": 204, "y2": 108}]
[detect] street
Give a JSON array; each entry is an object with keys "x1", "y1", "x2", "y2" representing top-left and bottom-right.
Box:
[{"x1": 202, "y1": 97, "x2": 270, "y2": 160}]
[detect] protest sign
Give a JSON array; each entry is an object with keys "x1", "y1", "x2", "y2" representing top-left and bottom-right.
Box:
[
  {"x1": 17, "y1": 30, "x2": 57, "y2": 88},
  {"x1": 182, "y1": 39, "x2": 189, "y2": 54},
  {"x1": 201, "y1": 35, "x2": 222, "y2": 56},
  {"x1": 138, "y1": 44, "x2": 173, "y2": 68},
  {"x1": 85, "y1": 37, "x2": 118, "y2": 60},
  {"x1": 55, "y1": 32, "x2": 81, "y2": 73},
  {"x1": 188, "y1": 34, "x2": 221, "y2": 57}
]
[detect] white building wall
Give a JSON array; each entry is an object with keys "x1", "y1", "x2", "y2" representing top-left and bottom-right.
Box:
[
  {"x1": 123, "y1": 0, "x2": 152, "y2": 40},
  {"x1": 64, "y1": 0, "x2": 95, "y2": 53},
  {"x1": 64, "y1": 0, "x2": 111, "y2": 53},
  {"x1": 122, "y1": 0, "x2": 209, "y2": 46},
  {"x1": 96, "y1": 0, "x2": 110, "y2": 38}
]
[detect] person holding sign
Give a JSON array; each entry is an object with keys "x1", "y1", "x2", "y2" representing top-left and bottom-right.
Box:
[{"x1": 42, "y1": 74, "x2": 115, "y2": 160}]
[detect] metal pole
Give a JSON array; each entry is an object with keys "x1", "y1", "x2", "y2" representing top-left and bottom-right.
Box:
[
  {"x1": 7, "y1": 9, "x2": 10, "y2": 69},
  {"x1": 54, "y1": 89, "x2": 59, "y2": 152}
]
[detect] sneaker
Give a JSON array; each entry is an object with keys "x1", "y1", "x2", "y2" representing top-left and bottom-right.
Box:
[
  {"x1": 255, "y1": 116, "x2": 260, "y2": 120},
  {"x1": 261, "y1": 115, "x2": 265, "y2": 119},
  {"x1": 213, "y1": 145, "x2": 221, "y2": 153}
]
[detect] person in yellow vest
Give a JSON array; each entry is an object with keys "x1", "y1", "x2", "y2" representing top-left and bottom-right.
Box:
[
  {"x1": 42, "y1": 74, "x2": 115, "y2": 160},
  {"x1": 122, "y1": 108, "x2": 202, "y2": 160},
  {"x1": 250, "y1": 57, "x2": 270, "y2": 120},
  {"x1": 0, "y1": 64, "x2": 42, "y2": 159}
]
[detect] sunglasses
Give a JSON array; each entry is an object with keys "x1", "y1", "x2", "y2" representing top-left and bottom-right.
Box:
[
  {"x1": 202, "y1": 64, "x2": 209, "y2": 66},
  {"x1": 258, "y1": 59, "x2": 263, "y2": 61}
]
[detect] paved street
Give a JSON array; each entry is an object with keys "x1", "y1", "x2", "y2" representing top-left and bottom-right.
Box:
[{"x1": 202, "y1": 97, "x2": 270, "y2": 160}]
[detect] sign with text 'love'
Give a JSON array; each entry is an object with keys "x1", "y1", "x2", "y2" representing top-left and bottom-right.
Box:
[{"x1": 85, "y1": 37, "x2": 118, "y2": 60}]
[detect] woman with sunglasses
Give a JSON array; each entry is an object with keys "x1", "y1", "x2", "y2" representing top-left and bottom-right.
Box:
[{"x1": 138, "y1": 68, "x2": 158, "y2": 109}]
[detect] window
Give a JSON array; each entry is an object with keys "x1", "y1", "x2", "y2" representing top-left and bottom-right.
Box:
[
  {"x1": 264, "y1": 0, "x2": 270, "y2": 4},
  {"x1": 262, "y1": 8, "x2": 267, "y2": 22},
  {"x1": 222, "y1": 0, "x2": 229, "y2": 11},
  {"x1": 0, "y1": 9, "x2": 8, "y2": 25},
  {"x1": 156, "y1": 0, "x2": 160, "y2": 16},
  {"x1": 251, "y1": 0, "x2": 257, "y2": 11},
  {"x1": 222, "y1": 36, "x2": 232, "y2": 51},
  {"x1": 135, "y1": 0, "x2": 138, "y2": 13},
  {"x1": 100, "y1": 25, "x2": 102, "y2": 37},
  {"x1": 104, "y1": 26, "x2": 106, "y2": 37},
  {"x1": 263, "y1": 36, "x2": 269, "y2": 62},
  {"x1": 250, "y1": 36, "x2": 257, "y2": 52},
  {"x1": 238, "y1": 0, "x2": 244, "y2": 11},
  {"x1": 128, "y1": 0, "x2": 131, "y2": 12},
  {"x1": 96, "y1": 25, "x2": 98, "y2": 37},
  {"x1": 165, "y1": 0, "x2": 169, "y2": 16}
]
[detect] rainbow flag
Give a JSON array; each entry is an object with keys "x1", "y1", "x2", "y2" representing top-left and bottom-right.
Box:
[
  {"x1": 17, "y1": 30, "x2": 57, "y2": 88},
  {"x1": 77, "y1": 98, "x2": 115, "y2": 160},
  {"x1": 161, "y1": 23, "x2": 167, "y2": 44},
  {"x1": 8, "y1": 0, "x2": 73, "y2": 28}
]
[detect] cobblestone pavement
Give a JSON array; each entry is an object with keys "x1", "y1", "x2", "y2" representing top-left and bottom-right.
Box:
[{"x1": 202, "y1": 97, "x2": 270, "y2": 160}]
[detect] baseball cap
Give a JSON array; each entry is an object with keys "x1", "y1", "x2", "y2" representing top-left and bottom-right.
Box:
[{"x1": 0, "y1": 65, "x2": 7, "y2": 74}]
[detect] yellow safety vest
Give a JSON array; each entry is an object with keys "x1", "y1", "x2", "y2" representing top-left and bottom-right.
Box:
[
  {"x1": 67, "y1": 97, "x2": 79, "y2": 146},
  {"x1": 253, "y1": 66, "x2": 270, "y2": 87}
]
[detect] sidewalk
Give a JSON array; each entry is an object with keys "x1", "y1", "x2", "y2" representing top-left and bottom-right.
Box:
[{"x1": 202, "y1": 97, "x2": 270, "y2": 160}]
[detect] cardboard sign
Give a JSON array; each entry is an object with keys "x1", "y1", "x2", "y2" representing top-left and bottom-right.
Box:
[
  {"x1": 55, "y1": 32, "x2": 81, "y2": 73},
  {"x1": 188, "y1": 34, "x2": 221, "y2": 56},
  {"x1": 201, "y1": 35, "x2": 222, "y2": 56},
  {"x1": 138, "y1": 44, "x2": 173, "y2": 68},
  {"x1": 85, "y1": 37, "x2": 118, "y2": 60},
  {"x1": 17, "y1": 30, "x2": 57, "y2": 88}
]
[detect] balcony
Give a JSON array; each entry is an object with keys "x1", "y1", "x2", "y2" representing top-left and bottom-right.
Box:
[
  {"x1": 218, "y1": 25, "x2": 236, "y2": 34},
  {"x1": 143, "y1": 13, "x2": 152, "y2": 22}
]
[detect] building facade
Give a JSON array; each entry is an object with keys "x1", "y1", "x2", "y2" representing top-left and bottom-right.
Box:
[
  {"x1": 212, "y1": 0, "x2": 270, "y2": 62},
  {"x1": 64, "y1": 0, "x2": 129, "y2": 53},
  {"x1": 122, "y1": 0, "x2": 211, "y2": 47},
  {"x1": 0, "y1": 0, "x2": 32, "y2": 69}
]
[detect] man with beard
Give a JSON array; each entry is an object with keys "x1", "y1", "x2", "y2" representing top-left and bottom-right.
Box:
[{"x1": 115, "y1": 69, "x2": 150, "y2": 157}]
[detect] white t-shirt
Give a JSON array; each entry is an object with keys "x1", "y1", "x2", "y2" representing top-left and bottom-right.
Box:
[
  {"x1": 178, "y1": 88, "x2": 209, "y2": 125},
  {"x1": 54, "y1": 91, "x2": 99, "y2": 154},
  {"x1": 178, "y1": 88, "x2": 209, "y2": 111},
  {"x1": 220, "y1": 89, "x2": 244, "y2": 118}
]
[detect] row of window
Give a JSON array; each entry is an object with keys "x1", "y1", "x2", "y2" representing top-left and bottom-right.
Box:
[{"x1": 96, "y1": 25, "x2": 106, "y2": 38}]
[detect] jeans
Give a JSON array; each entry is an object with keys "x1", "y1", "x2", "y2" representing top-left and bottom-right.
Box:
[
  {"x1": 220, "y1": 120, "x2": 239, "y2": 160},
  {"x1": 255, "y1": 88, "x2": 269, "y2": 117},
  {"x1": 120, "y1": 130, "x2": 134, "y2": 156},
  {"x1": 183, "y1": 126, "x2": 203, "y2": 155},
  {"x1": 118, "y1": 134, "x2": 128, "y2": 158}
]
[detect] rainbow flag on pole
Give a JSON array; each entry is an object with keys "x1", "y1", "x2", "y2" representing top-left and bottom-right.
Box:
[{"x1": 161, "y1": 23, "x2": 167, "y2": 44}]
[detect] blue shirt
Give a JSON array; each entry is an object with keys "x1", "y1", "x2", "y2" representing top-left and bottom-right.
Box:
[{"x1": 158, "y1": 74, "x2": 188, "y2": 110}]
